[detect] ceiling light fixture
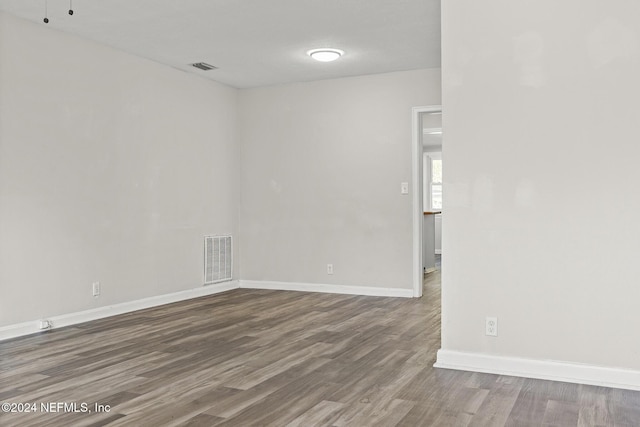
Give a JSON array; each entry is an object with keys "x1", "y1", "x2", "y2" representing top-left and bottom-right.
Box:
[{"x1": 307, "y1": 48, "x2": 344, "y2": 62}]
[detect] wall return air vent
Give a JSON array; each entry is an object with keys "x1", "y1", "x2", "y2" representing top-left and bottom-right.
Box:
[
  {"x1": 204, "y1": 235, "x2": 232, "y2": 284},
  {"x1": 191, "y1": 62, "x2": 217, "y2": 71}
]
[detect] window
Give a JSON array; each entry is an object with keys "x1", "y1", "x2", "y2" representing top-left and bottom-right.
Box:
[{"x1": 431, "y1": 158, "x2": 442, "y2": 210}]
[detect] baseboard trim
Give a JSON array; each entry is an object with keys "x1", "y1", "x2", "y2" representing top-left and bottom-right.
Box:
[
  {"x1": 434, "y1": 349, "x2": 640, "y2": 391},
  {"x1": 1, "y1": 279, "x2": 413, "y2": 342},
  {"x1": 435, "y1": 249, "x2": 442, "y2": 255},
  {"x1": 239, "y1": 280, "x2": 413, "y2": 298},
  {"x1": 0, "y1": 281, "x2": 240, "y2": 342}
]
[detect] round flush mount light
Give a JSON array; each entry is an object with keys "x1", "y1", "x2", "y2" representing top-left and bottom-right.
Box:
[{"x1": 307, "y1": 48, "x2": 344, "y2": 62}]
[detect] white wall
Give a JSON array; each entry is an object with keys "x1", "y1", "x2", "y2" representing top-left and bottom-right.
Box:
[
  {"x1": 238, "y1": 69, "x2": 441, "y2": 290},
  {"x1": 441, "y1": 1, "x2": 640, "y2": 370},
  {"x1": 0, "y1": 13, "x2": 239, "y2": 326}
]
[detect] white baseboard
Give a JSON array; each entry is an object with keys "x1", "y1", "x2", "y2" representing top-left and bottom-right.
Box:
[
  {"x1": 239, "y1": 280, "x2": 413, "y2": 298},
  {"x1": 1, "y1": 279, "x2": 413, "y2": 342},
  {"x1": 434, "y1": 349, "x2": 640, "y2": 391},
  {"x1": 0, "y1": 281, "x2": 239, "y2": 342},
  {"x1": 435, "y1": 249, "x2": 442, "y2": 255}
]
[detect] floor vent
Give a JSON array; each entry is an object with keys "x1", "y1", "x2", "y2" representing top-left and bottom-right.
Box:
[{"x1": 204, "y1": 235, "x2": 232, "y2": 284}]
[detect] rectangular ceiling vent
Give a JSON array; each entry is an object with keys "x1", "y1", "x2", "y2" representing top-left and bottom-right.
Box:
[
  {"x1": 191, "y1": 62, "x2": 217, "y2": 71},
  {"x1": 204, "y1": 235, "x2": 232, "y2": 284}
]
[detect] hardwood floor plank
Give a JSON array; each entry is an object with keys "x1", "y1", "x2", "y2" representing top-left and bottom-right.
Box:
[
  {"x1": 362, "y1": 398, "x2": 415, "y2": 426},
  {"x1": 466, "y1": 379, "x2": 523, "y2": 427},
  {"x1": 181, "y1": 413, "x2": 225, "y2": 427},
  {"x1": 396, "y1": 402, "x2": 447, "y2": 427},
  {"x1": 505, "y1": 391, "x2": 549, "y2": 425},
  {"x1": 207, "y1": 357, "x2": 333, "y2": 419},
  {"x1": 214, "y1": 374, "x2": 340, "y2": 426},
  {"x1": 542, "y1": 400, "x2": 580, "y2": 426},
  {"x1": 285, "y1": 400, "x2": 344, "y2": 427},
  {"x1": 610, "y1": 402, "x2": 640, "y2": 427}
]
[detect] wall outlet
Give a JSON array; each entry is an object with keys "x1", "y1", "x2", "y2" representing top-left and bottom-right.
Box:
[
  {"x1": 92, "y1": 281, "x2": 100, "y2": 297},
  {"x1": 327, "y1": 264, "x2": 334, "y2": 275},
  {"x1": 486, "y1": 317, "x2": 498, "y2": 337},
  {"x1": 40, "y1": 319, "x2": 52, "y2": 330}
]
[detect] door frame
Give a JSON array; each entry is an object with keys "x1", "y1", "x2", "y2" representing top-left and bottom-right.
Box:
[{"x1": 412, "y1": 105, "x2": 442, "y2": 297}]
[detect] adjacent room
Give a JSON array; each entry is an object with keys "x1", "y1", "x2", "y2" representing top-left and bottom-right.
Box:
[{"x1": 1, "y1": 1, "x2": 640, "y2": 426}]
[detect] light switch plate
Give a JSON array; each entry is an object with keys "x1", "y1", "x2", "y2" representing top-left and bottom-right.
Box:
[{"x1": 401, "y1": 182, "x2": 409, "y2": 194}]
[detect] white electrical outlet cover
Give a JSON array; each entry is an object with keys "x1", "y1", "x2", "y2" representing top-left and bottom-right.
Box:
[
  {"x1": 486, "y1": 317, "x2": 498, "y2": 337},
  {"x1": 40, "y1": 320, "x2": 51, "y2": 330}
]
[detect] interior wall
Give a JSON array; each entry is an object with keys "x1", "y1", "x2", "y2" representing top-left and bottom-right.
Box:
[
  {"x1": 441, "y1": 0, "x2": 640, "y2": 370},
  {"x1": 238, "y1": 69, "x2": 441, "y2": 289},
  {"x1": 0, "y1": 12, "x2": 239, "y2": 326}
]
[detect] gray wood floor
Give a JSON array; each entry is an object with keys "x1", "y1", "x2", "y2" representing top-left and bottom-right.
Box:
[{"x1": 1, "y1": 267, "x2": 639, "y2": 426}]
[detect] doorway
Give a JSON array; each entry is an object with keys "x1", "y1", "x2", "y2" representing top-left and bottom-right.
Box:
[{"x1": 411, "y1": 106, "x2": 442, "y2": 297}]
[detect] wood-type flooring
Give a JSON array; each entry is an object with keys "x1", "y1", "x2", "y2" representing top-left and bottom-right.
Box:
[{"x1": 1, "y1": 267, "x2": 639, "y2": 426}]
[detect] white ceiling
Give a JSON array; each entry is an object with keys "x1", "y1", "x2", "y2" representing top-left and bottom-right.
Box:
[{"x1": 0, "y1": 0, "x2": 440, "y2": 88}]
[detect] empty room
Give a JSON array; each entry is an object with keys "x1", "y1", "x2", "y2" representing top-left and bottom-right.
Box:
[{"x1": 1, "y1": 1, "x2": 640, "y2": 426}]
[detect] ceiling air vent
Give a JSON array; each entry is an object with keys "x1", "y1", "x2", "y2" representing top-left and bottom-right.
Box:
[{"x1": 190, "y1": 62, "x2": 217, "y2": 71}]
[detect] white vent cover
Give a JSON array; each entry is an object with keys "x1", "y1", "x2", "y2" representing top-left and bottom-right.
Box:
[
  {"x1": 191, "y1": 62, "x2": 217, "y2": 71},
  {"x1": 204, "y1": 235, "x2": 232, "y2": 284}
]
